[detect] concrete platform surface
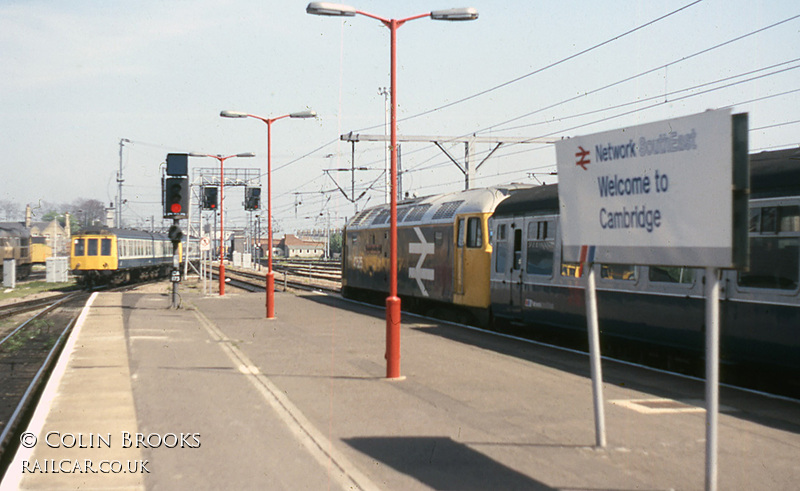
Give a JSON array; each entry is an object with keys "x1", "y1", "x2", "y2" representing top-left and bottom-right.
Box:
[{"x1": 2, "y1": 286, "x2": 799, "y2": 490}]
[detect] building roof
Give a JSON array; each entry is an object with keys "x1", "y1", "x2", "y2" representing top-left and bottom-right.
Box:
[{"x1": 279, "y1": 234, "x2": 324, "y2": 248}]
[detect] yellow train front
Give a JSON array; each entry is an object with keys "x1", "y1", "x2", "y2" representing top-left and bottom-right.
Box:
[
  {"x1": 341, "y1": 186, "x2": 527, "y2": 324},
  {"x1": 70, "y1": 228, "x2": 177, "y2": 286}
]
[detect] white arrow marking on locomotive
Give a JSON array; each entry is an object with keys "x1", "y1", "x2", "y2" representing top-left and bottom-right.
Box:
[{"x1": 408, "y1": 226, "x2": 435, "y2": 297}]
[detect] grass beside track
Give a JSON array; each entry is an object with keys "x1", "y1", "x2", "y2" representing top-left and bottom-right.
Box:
[{"x1": 0, "y1": 281, "x2": 78, "y2": 303}]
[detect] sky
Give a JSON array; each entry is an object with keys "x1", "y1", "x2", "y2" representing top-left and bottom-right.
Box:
[{"x1": 1, "y1": 0, "x2": 798, "y2": 235}]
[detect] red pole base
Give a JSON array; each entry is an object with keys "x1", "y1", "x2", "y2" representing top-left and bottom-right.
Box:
[
  {"x1": 219, "y1": 263, "x2": 226, "y2": 296},
  {"x1": 385, "y1": 295, "x2": 401, "y2": 379},
  {"x1": 266, "y1": 271, "x2": 275, "y2": 319}
]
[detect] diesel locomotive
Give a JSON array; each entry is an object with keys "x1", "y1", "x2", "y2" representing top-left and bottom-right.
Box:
[
  {"x1": 342, "y1": 185, "x2": 531, "y2": 323},
  {"x1": 0, "y1": 222, "x2": 33, "y2": 280}
]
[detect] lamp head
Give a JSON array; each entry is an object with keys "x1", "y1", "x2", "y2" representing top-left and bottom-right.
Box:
[
  {"x1": 290, "y1": 110, "x2": 317, "y2": 119},
  {"x1": 306, "y1": 2, "x2": 357, "y2": 16},
  {"x1": 430, "y1": 7, "x2": 479, "y2": 21},
  {"x1": 220, "y1": 110, "x2": 249, "y2": 118}
]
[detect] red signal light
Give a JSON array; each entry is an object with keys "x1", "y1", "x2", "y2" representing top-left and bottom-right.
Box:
[{"x1": 171, "y1": 203, "x2": 182, "y2": 213}]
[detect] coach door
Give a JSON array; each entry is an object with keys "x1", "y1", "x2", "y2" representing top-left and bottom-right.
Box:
[{"x1": 509, "y1": 226, "x2": 524, "y2": 315}]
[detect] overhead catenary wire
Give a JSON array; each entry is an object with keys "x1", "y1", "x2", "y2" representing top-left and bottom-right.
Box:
[
  {"x1": 348, "y1": 0, "x2": 708, "y2": 135},
  {"x1": 274, "y1": 9, "x2": 800, "y2": 226}
]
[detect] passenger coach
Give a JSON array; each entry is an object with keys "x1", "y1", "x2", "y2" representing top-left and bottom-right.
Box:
[{"x1": 489, "y1": 148, "x2": 800, "y2": 377}]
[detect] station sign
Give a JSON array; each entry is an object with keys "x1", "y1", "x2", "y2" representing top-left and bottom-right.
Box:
[{"x1": 556, "y1": 109, "x2": 748, "y2": 268}]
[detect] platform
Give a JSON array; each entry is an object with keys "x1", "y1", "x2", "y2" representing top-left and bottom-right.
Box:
[{"x1": 2, "y1": 283, "x2": 799, "y2": 490}]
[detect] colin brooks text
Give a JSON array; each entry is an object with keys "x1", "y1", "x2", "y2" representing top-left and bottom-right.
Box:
[{"x1": 42, "y1": 431, "x2": 201, "y2": 449}]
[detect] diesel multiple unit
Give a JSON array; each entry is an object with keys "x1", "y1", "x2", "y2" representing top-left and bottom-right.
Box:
[{"x1": 70, "y1": 228, "x2": 177, "y2": 285}]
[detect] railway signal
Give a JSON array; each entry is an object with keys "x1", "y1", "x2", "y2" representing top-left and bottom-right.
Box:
[
  {"x1": 166, "y1": 153, "x2": 188, "y2": 176},
  {"x1": 203, "y1": 186, "x2": 218, "y2": 210},
  {"x1": 163, "y1": 177, "x2": 189, "y2": 219},
  {"x1": 245, "y1": 187, "x2": 261, "y2": 211}
]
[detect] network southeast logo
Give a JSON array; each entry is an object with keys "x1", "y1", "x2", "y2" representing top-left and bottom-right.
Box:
[
  {"x1": 575, "y1": 146, "x2": 591, "y2": 170},
  {"x1": 573, "y1": 128, "x2": 698, "y2": 171}
]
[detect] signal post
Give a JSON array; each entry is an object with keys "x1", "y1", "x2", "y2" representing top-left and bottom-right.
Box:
[{"x1": 163, "y1": 154, "x2": 189, "y2": 308}]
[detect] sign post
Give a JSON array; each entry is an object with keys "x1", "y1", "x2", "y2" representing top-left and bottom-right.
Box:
[{"x1": 556, "y1": 109, "x2": 748, "y2": 490}]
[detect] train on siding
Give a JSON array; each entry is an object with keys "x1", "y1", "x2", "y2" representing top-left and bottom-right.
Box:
[
  {"x1": 70, "y1": 227, "x2": 179, "y2": 286},
  {"x1": 341, "y1": 148, "x2": 800, "y2": 390},
  {"x1": 0, "y1": 222, "x2": 33, "y2": 280}
]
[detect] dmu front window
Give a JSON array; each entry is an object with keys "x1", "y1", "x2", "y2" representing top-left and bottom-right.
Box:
[
  {"x1": 101, "y1": 238, "x2": 112, "y2": 256},
  {"x1": 87, "y1": 238, "x2": 98, "y2": 256},
  {"x1": 73, "y1": 238, "x2": 85, "y2": 256}
]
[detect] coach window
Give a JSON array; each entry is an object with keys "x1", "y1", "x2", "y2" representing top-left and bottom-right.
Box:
[
  {"x1": 560, "y1": 262, "x2": 581, "y2": 277},
  {"x1": 649, "y1": 266, "x2": 694, "y2": 284},
  {"x1": 495, "y1": 224, "x2": 508, "y2": 273},
  {"x1": 526, "y1": 220, "x2": 554, "y2": 275},
  {"x1": 74, "y1": 238, "x2": 85, "y2": 256},
  {"x1": 87, "y1": 238, "x2": 98, "y2": 256},
  {"x1": 466, "y1": 217, "x2": 482, "y2": 248},
  {"x1": 738, "y1": 205, "x2": 799, "y2": 290},
  {"x1": 101, "y1": 238, "x2": 112, "y2": 256},
  {"x1": 600, "y1": 263, "x2": 636, "y2": 281}
]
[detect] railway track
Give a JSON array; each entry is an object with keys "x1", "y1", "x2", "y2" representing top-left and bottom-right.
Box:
[
  {"x1": 0, "y1": 292, "x2": 90, "y2": 462},
  {"x1": 0, "y1": 279, "x2": 165, "y2": 468},
  {"x1": 214, "y1": 261, "x2": 341, "y2": 294},
  {"x1": 0, "y1": 293, "x2": 76, "y2": 320}
]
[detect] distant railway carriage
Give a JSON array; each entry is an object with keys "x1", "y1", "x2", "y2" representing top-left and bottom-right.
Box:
[
  {"x1": 342, "y1": 186, "x2": 529, "y2": 321},
  {"x1": 0, "y1": 222, "x2": 32, "y2": 280},
  {"x1": 489, "y1": 148, "x2": 800, "y2": 376},
  {"x1": 70, "y1": 228, "x2": 177, "y2": 285}
]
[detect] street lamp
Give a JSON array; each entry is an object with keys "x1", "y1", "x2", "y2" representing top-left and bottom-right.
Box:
[
  {"x1": 307, "y1": 2, "x2": 478, "y2": 379},
  {"x1": 188, "y1": 152, "x2": 256, "y2": 296},
  {"x1": 220, "y1": 109, "x2": 317, "y2": 319}
]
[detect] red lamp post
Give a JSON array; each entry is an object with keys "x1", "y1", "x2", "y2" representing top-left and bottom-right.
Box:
[
  {"x1": 189, "y1": 152, "x2": 256, "y2": 296},
  {"x1": 220, "y1": 110, "x2": 317, "y2": 318},
  {"x1": 306, "y1": 2, "x2": 478, "y2": 379}
]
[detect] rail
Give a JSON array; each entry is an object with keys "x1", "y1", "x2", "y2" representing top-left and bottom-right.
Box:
[{"x1": 212, "y1": 262, "x2": 341, "y2": 294}]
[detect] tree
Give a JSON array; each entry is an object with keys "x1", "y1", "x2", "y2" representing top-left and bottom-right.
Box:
[
  {"x1": 69, "y1": 199, "x2": 106, "y2": 229},
  {"x1": 329, "y1": 230, "x2": 342, "y2": 255},
  {"x1": 0, "y1": 200, "x2": 19, "y2": 221}
]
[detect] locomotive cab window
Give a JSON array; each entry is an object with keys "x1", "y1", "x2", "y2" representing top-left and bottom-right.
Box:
[
  {"x1": 74, "y1": 238, "x2": 85, "y2": 256},
  {"x1": 466, "y1": 217, "x2": 482, "y2": 248}
]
